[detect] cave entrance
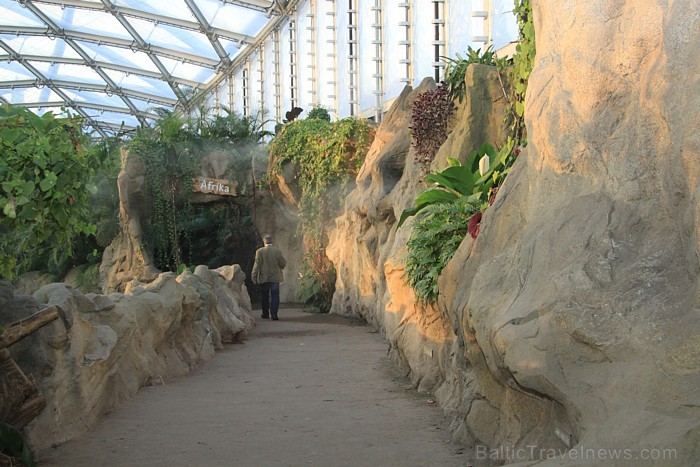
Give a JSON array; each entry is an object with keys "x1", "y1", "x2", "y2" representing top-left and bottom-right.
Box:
[{"x1": 181, "y1": 197, "x2": 261, "y2": 303}]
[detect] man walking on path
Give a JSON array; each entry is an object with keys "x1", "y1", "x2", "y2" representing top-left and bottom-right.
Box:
[{"x1": 251, "y1": 234, "x2": 286, "y2": 320}]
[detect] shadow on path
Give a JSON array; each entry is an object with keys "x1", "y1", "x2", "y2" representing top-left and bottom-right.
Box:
[{"x1": 38, "y1": 308, "x2": 473, "y2": 466}]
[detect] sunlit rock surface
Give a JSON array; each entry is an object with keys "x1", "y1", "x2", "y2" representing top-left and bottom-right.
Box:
[
  {"x1": 328, "y1": 1, "x2": 699, "y2": 464},
  {"x1": 1, "y1": 265, "x2": 253, "y2": 450}
]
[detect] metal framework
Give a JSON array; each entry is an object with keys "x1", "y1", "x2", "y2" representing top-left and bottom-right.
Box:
[
  {"x1": 1, "y1": 0, "x2": 284, "y2": 137},
  {"x1": 347, "y1": 0, "x2": 358, "y2": 117},
  {"x1": 324, "y1": 0, "x2": 337, "y2": 119},
  {"x1": 399, "y1": 2, "x2": 412, "y2": 85}
]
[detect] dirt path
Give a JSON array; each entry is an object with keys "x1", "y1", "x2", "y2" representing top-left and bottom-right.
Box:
[{"x1": 38, "y1": 307, "x2": 473, "y2": 466}]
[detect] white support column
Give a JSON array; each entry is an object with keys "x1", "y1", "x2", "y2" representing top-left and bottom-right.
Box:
[
  {"x1": 371, "y1": 0, "x2": 384, "y2": 122},
  {"x1": 432, "y1": 0, "x2": 446, "y2": 81},
  {"x1": 272, "y1": 28, "x2": 282, "y2": 123},
  {"x1": 399, "y1": 1, "x2": 412, "y2": 85},
  {"x1": 242, "y1": 58, "x2": 250, "y2": 117},
  {"x1": 472, "y1": 0, "x2": 491, "y2": 46},
  {"x1": 257, "y1": 45, "x2": 265, "y2": 115},
  {"x1": 228, "y1": 76, "x2": 234, "y2": 110},
  {"x1": 347, "y1": 0, "x2": 358, "y2": 117},
  {"x1": 289, "y1": 15, "x2": 298, "y2": 109},
  {"x1": 306, "y1": 0, "x2": 318, "y2": 108},
  {"x1": 325, "y1": 0, "x2": 338, "y2": 120}
]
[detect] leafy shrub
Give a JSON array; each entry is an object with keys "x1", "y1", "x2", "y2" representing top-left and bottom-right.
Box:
[
  {"x1": 409, "y1": 84, "x2": 453, "y2": 171},
  {"x1": 307, "y1": 106, "x2": 331, "y2": 122},
  {"x1": 0, "y1": 106, "x2": 99, "y2": 279},
  {"x1": 403, "y1": 202, "x2": 479, "y2": 304}
]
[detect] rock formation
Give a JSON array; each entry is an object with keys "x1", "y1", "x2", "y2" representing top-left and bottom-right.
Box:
[
  {"x1": 328, "y1": 2, "x2": 699, "y2": 464},
  {"x1": 99, "y1": 143, "x2": 304, "y2": 302},
  {"x1": 1, "y1": 263, "x2": 254, "y2": 451}
]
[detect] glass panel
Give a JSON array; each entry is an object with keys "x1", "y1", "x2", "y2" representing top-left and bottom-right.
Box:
[
  {"x1": 0, "y1": 0, "x2": 45, "y2": 27},
  {"x1": 62, "y1": 89, "x2": 127, "y2": 108},
  {"x1": 38, "y1": 5, "x2": 131, "y2": 40},
  {"x1": 82, "y1": 110, "x2": 140, "y2": 128},
  {"x1": 0, "y1": 87, "x2": 62, "y2": 104},
  {"x1": 114, "y1": 0, "x2": 193, "y2": 23},
  {"x1": 158, "y1": 57, "x2": 215, "y2": 83},
  {"x1": 29, "y1": 62, "x2": 106, "y2": 86},
  {"x1": 219, "y1": 38, "x2": 241, "y2": 58},
  {"x1": 74, "y1": 41, "x2": 159, "y2": 73},
  {"x1": 0, "y1": 61, "x2": 35, "y2": 81},
  {"x1": 103, "y1": 69, "x2": 178, "y2": 100},
  {"x1": 1, "y1": 36, "x2": 82, "y2": 60},
  {"x1": 128, "y1": 97, "x2": 173, "y2": 114},
  {"x1": 198, "y1": 0, "x2": 270, "y2": 36},
  {"x1": 127, "y1": 17, "x2": 217, "y2": 60}
]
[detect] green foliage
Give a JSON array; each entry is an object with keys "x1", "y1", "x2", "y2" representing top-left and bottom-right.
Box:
[
  {"x1": 128, "y1": 107, "x2": 267, "y2": 272},
  {"x1": 0, "y1": 105, "x2": 99, "y2": 280},
  {"x1": 0, "y1": 420, "x2": 36, "y2": 467},
  {"x1": 401, "y1": 0, "x2": 535, "y2": 304},
  {"x1": 268, "y1": 117, "x2": 373, "y2": 311},
  {"x1": 443, "y1": 46, "x2": 506, "y2": 103},
  {"x1": 398, "y1": 142, "x2": 514, "y2": 227},
  {"x1": 403, "y1": 202, "x2": 478, "y2": 304},
  {"x1": 129, "y1": 112, "x2": 199, "y2": 271},
  {"x1": 506, "y1": 0, "x2": 536, "y2": 142},
  {"x1": 306, "y1": 106, "x2": 331, "y2": 122}
]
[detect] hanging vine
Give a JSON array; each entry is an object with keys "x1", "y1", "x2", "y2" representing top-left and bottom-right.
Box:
[{"x1": 268, "y1": 117, "x2": 374, "y2": 312}]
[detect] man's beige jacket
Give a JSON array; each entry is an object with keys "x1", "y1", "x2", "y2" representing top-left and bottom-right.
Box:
[{"x1": 252, "y1": 245, "x2": 286, "y2": 284}]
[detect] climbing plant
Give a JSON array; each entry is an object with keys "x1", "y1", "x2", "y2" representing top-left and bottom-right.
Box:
[
  {"x1": 509, "y1": 0, "x2": 536, "y2": 144},
  {"x1": 268, "y1": 117, "x2": 373, "y2": 312},
  {"x1": 129, "y1": 111, "x2": 199, "y2": 271},
  {"x1": 0, "y1": 105, "x2": 99, "y2": 280}
]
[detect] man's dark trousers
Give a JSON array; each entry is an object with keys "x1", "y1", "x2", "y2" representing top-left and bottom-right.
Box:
[{"x1": 260, "y1": 282, "x2": 280, "y2": 319}]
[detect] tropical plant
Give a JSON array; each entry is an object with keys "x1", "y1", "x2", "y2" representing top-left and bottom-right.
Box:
[
  {"x1": 398, "y1": 142, "x2": 512, "y2": 228},
  {"x1": 127, "y1": 106, "x2": 271, "y2": 272},
  {"x1": 442, "y1": 46, "x2": 507, "y2": 103},
  {"x1": 409, "y1": 83, "x2": 453, "y2": 171},
  {"x1": 403, "y1": 202, "x2": 479, "y2": 303},
  {"x1": 129, "y1": 112, "x2": 199, "y2": 271},
  {"x1": 306, "y1": 106, "x2": 331, "y2": 122},
  {"x1": 0, "y1": 105, "x2": 99, "y2": 280}
]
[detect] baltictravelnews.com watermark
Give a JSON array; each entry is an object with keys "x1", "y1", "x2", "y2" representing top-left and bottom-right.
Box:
[{"x1": 476, "y1": 444, "x2": 678, "y2": 462}]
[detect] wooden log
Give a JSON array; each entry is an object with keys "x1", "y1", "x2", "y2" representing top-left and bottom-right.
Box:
[
  {"x1": 0, "y1": 305, "x2": 60, "y2": 350},
  {"x1": 0, "y1": 349, "x2": 46, "y2": 429}
]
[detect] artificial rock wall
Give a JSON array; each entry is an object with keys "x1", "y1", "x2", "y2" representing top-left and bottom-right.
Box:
[
  {"x1": 1, "y1": 264, "x2": 254, "y2": 450},
  {"x1": 327, "y1": 1, "x2": 699, "y2": 464}
]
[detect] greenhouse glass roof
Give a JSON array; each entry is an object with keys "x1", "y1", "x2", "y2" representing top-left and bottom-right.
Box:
[{"x1": 0, "y1": 0, "x2": 285, "y2": 138}]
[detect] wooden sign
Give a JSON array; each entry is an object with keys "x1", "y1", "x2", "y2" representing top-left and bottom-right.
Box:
[{"x1": 192, "y1": 177, "x2": 237, "y2": 196}]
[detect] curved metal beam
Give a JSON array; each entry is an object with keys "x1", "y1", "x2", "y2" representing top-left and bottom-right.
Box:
[
  {"x1": 184, "y1": 0, "x2": 231, "y2": 67},
  {"x1": 0, "y1": 54, "x2": 202, "y2": 89},
  {"x1": 28, "y1": 0, "x2": 254, "y2": 44},
  {"x1": 220, "y1": 0, "x2": 277, "y2": 15},
  {"x1": 0, "y1": 80, "x2": 178, "y2": 106},
  {"x1": 0, "y1": 26, "x2": 220, "y2": 69},
  {"x1": 16, "y1": 100, "x2": 160, "y2": 120}
]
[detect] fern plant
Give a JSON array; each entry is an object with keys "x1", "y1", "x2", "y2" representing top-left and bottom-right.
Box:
[{"x1": 403, "y1": 202, "x2": 478, "y2": 304}]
